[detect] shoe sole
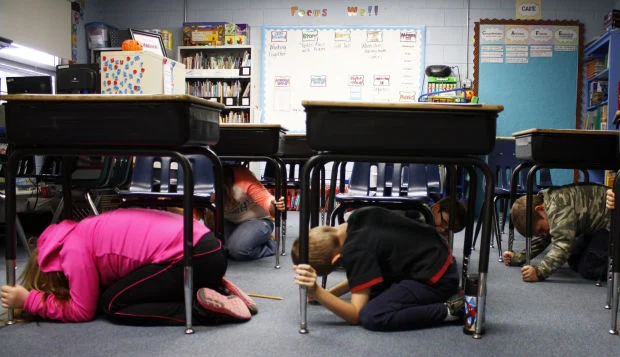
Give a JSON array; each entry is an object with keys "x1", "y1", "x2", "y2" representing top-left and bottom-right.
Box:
[
  {"x1": 196, "y1": 288, "x2": 251, "y2": 321},
  {"x1": 222, "y1": 277, "x2": 259, "y2": 315}
]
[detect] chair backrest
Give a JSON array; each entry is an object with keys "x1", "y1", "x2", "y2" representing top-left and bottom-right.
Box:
[
  {"x1": 402, "y1": 163, "x2": 431, "y2": 199},
  {"x1": 486, "y1": 138, "x2": 521, "y2": 190},
  {"x1": 128, "y1": 155, "x2": 214, "y2": 195},
  {"x1": 347, "y1": 162, "x2": 372, "y2": 196}
]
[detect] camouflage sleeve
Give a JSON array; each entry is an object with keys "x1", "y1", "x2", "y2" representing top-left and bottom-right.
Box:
[
  {"x1": 510, "y1": 235, "x2": 551, "y2": 266},
  {"x1": 535, "y1": 203, "x2": 577, "y2": 279}
]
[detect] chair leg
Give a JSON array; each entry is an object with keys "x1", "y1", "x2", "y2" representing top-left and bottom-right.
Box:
[
  {"x1": 492, "y1": 203, "x2": 504, "y2": 262},
  {"x1": 16, "y1": 216, "x2": 31, "y2": 256},
  {"x1": 472, "y1": 202, "x2": 485, "y2": 251}
]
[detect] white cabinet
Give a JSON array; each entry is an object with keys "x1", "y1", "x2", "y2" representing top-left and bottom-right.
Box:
[{"x1": 178, "y1": 45, "x2": 255, "y2": 123}]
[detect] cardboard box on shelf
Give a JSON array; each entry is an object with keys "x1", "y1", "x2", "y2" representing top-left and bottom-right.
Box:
[
  {"x1": 99, "y1": 51, "x2": 185, "y2": 95},
  {"x1": 182, "y1": 22, "x2": 227, "y2": 46},
  {"x1": 225, "y1": 23, "x2": 250, "y2": 45}
]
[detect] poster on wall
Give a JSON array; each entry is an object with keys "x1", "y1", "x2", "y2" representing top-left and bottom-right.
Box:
[{"x1": 261, "y1": 26, "x2": 425, "y2": 132}]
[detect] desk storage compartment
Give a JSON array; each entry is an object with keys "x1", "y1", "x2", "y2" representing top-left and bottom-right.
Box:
[
  {"x1": 304, "y1": 104, "x2": 499, "y2": 155},
  {"x1": 5, "y1": 98, "x2": 220, "y2": 147},
  {"x1": 213, "y1": 126, "x2": 285, "y2": 156},
  {"x1": 514, "y1": 130, "x2": 619, "y2": 168},
  {"x1": 278, "y1": 134, "x2": 314, "y2": 157}
]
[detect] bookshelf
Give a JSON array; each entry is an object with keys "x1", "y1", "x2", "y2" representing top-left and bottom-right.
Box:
[
  {"x1": 583, "y1": 29, "x2": 620, "y2": 131},
  {"x1": 178, "y1": 45, "x2": 255, "y2": 123},
  {"x1": 583, "y1": 29, "x2": 620, "y2": 183}
]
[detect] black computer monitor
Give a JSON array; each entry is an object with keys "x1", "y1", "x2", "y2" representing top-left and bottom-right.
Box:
[
  {"x1": 6, "y1": 75, "x2": 53, "y2": 94},
  {"x1": 56, "y1": 63, "x2": 100, "y2": 94}
]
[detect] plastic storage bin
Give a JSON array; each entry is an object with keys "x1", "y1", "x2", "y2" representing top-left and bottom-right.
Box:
[{"x1": 85, "y1": 22, "x2": 114, "y2": 49}]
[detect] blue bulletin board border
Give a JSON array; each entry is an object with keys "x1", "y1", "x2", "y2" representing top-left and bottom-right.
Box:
[{"x1": 260, "y1": 25, "x2": 426, "y2": 130}]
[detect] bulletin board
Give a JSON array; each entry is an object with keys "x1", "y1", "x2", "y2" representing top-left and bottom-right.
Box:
[
  {"x1": 474, "y1": 19, "x2": 584, "y2": 136},
  {"x1": 474, "y1": 19, "x2": 584, "y2": 184},
  {"x1": 261, "y1": 26, "x2": 426, "y2": 132}
]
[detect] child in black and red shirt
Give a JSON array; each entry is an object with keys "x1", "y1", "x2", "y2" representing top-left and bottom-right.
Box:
[{"x1": 291, "y1": 198, "x2": 466, "y2": 331}]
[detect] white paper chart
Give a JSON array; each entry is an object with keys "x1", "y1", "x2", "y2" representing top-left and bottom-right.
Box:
[{"x1": 261, "y1": 26, "x2": 426, "y2": 132}]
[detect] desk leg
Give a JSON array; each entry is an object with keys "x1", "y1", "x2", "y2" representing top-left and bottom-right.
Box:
[
  {"x1": 175, "y1": 154, "x2": 195, "y2": 335},
  {"x1": 461, "y1": 165, "x2": 478, "y2": 287},
  {"x1": 272, "y1": 157, "x2": 285, "y2": 269},
  {"x1": 610, "y1": 173, "x2": 620, "y2": 334},
  {"x1": 276, "y1": 157, "x2": 288, "y2": 257},
  {"x1": 298, "y1": 156, "x2": 322, "y2": 334},
  {"x1": 4, "y1": 152, "x2": 22, "y2": 324},
  {"x1": 472, "y1": 158, "x2": 494, "y2": 339}
]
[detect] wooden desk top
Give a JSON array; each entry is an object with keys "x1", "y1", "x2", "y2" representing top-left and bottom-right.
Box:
[
  {"x1": 301, "y1": 100, "x2": 504, "y2": 113},
  {"x1": 0, "y1": 94, "x2": 225, "y2": 109},
  {"x1": 512, "y1": 128, "x2": 617, "y2": 137}
]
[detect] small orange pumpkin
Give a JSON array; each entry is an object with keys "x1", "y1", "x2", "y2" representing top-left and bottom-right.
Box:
[{"x1": 122, "y1": 39, "x2": 143, "y2": 51}]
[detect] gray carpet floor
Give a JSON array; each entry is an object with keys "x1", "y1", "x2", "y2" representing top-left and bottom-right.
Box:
[{"x1": 1, "y1": 211, "x2": 619, "y2": 357}]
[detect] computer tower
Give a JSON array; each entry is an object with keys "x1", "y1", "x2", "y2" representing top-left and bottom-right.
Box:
[
  {"x1": 56, "y1": 63, "x2": 100, "y2": 94},
  {"x1": 6, "y1": 75, "x2": 53, "y2": 94}
]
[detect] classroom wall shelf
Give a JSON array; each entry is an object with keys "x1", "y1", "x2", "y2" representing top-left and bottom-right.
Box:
[
  {"x1": 178, "y1": 45, "x2": 256, "y2": 123},
  {"x1": 583, "y1": 29, "x2": 620, "y2": 184},
  {"x1": 583, "y1": 29, "x2": 620, "y2": 131}
]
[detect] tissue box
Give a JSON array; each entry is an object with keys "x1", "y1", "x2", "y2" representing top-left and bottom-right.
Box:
[
  {"x1": 182, "y1": 22, "x2": 227, "y2": 46},
  {"x1": 100, "y1": 51, "x2": 185, "y2": 95}
]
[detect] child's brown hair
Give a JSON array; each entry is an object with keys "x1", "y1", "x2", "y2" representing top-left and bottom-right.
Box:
[
  {"x1": 510, "y1": 193, "x2": 544, "y2": 237},
  {"x1": 291, "y1": 225, "x2": 341, "y2": 276}
]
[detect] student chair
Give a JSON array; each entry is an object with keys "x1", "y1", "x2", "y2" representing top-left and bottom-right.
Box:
[
  {"x1": 116, "y1": 155, "x2": 220, "y2": 238},
  {"x1": 329, "y1": 162, "x2": 434, "y2": 226}
]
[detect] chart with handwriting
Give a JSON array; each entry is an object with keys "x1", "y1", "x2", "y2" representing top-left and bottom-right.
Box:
[{"x1": 261, "y1": 26, "x2": 425, "y2": 132}]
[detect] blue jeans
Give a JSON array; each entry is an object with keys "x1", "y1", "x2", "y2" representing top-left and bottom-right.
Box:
[
  {"x1": 358, "y1": 260, "x2": 459, "y2": 331},
  {"x1": 224, "y1": 218, "x2": 276, "y2": 261}
]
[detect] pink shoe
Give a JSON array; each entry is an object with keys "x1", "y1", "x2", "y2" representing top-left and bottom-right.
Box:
[
  {"x1": 221, "y1": 277, "x2": 259, "y2": 315},
  {"x1": 196, "y1": 288, "x2": 251, "y2": 321}
]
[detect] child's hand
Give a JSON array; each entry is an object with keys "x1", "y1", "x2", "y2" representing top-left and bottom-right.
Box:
[
  {"x1": 1, "y1": 284, "x2": 29, "y2": 309},
  {"x1": 521, "y1": 265, "x2": 539, "y2": 282},
  {"x1": 293, "y1": 264, "x2": 318, "y2": 298},
  {"x1": 503, "y1": 251, "x2": 514, "y2": 266},
  {"x1": 607, "y1": 189, "x2": 615, "y2": 210},
  {"x1": 272, "y1": 196, "x2": 286, "y2": 212}
]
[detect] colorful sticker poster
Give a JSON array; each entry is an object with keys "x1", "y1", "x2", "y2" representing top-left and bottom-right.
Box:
[{"x1": 516, "y1": 0, "x2": 542, "y2": 19}]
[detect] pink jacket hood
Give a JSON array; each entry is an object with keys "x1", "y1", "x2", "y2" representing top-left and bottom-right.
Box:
[{"x1": 37, "y1": 220, "x2": 78, "y2": 273}]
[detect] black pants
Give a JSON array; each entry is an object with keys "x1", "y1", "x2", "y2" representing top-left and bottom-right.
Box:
[
  {"x1": 99, "y1": 232, "x2": 227, "y2": 325},
  {"x1": 567, "y1": 229, "x2": 609, "y2": 281}
]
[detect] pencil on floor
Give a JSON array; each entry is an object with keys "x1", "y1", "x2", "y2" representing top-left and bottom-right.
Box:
[{"x1": 248, "y1": 293, "x2": 283, "y2": 300}]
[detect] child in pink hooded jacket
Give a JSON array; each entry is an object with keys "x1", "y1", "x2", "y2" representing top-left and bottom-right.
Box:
[{"x1": 1, "y1": 207, "x2": 257, "y2": 325}]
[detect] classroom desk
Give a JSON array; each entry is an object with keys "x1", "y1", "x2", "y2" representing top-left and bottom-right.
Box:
[
  {"x1": 510, "y1": 128, "x2": 620, "y2": 334},
  {"x1": 298, "y1": 100, "x2": 504, "y2": 339},
  {"x1": 0, "y1": 94, "x2": 224, "y2": 334},
  {"x1": 211, "y1": 123, "x2": 288, "y2": 268}
]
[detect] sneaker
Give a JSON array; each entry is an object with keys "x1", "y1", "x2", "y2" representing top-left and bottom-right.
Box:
[
  {"x1": 196, "y1": 288, "x2": 251, "y2": 321},
  {"x1": 444, "y1": 293, "x2": 465, "y2": 323},
  {"x1": 221, "y1": 277, "x2": 259, "y2": 315}
]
